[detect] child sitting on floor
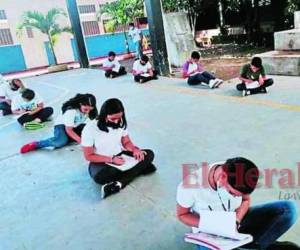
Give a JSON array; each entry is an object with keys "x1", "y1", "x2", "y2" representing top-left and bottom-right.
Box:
[
  {"x1": 132, "y1": 55, "x2": 158, "y2": 84},
  {"x1": 12, "y1": 88, "x2": 53, "y2": 130},
  {"x1": 102, "y1": 51, "x2": 127, "y2": 78},
  {"x1": 182, "y1": 51, "x2": 223, "y2": 89},
  {"x1": 0, "y1": 79, "x2": 25, "y2": 116},
  {"x1": 237, "y1": 57, "x2": 274, "y2": 97}
]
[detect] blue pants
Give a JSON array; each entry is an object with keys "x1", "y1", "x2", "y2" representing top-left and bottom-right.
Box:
[
  {"x1": 196, "y1": 201, "x2": 298, "y2": 250},
  {"x1": 36, "y1": 124, "x2": 85, "y2": 149},
  {"x1": 134, "y1": 41, "x2": 142, "y2": 59},
  {"x1": 188, "y1": 71, "x2": 215, "y2": 85}
]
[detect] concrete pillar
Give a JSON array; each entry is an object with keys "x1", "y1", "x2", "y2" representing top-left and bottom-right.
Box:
[
  {"x1": 295, "y1": 11, "x2": 300, "y2": 29},
  {"x1": 163, "y1": 12, "x2": 196, "y2": 67},
  {"x1": 66, "y1": 0, "x2": 89, "y2": 68},
  {"x1": 144, "y1": 0, "x2": 170, "y2": 76}
]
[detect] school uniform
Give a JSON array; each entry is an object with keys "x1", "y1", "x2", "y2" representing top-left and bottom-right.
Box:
[
  {"x1": 36, "y1": 109, "x2": 90, "y2": 149},
  {"x1": 102, "y1": 58, "x2": 126, "y2": 78},
  {"x1": 236, "y1": 64, "x2": 274, "y2": 95},
  {"x1": 133, "y1": 60, "x2": 158, "y2": 83},
  {"x1": 11, "y1": 94, "x2": 53, "y2": 125},
  {"x1": 0, "y1": 83, "x2": 22, "y2": 116},
  {"x1": 176, "y1": 162, "x2": 297, "y2": 249},
  {"x1": 182, "y1": 61, "x2": 216, "y2": 86},
  {"x1": 128, "y1": 27, "x2": 142, "y2": 59},
  {"x1": 81, "y1": 120, "x2": 156, "y2": 188}
]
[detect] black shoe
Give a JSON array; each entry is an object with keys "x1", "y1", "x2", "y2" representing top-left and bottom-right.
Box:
[
  {"x1": 142, "y1": 164, "x2": 157, "y2": 175},
  {"x1": 101, "y1": 181, "x2": 122, "y2": 199},
  {"x1": 261, "y1": 87, "x2": 268, "y2": 94}
]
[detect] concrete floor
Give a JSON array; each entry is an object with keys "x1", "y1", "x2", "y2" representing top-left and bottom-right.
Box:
[{"x1": 0, "y1": 69, "x2": 299, "y2": 250}]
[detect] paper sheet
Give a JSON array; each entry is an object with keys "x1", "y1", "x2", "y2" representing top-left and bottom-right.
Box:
[
  {"x1": 107, "y1": 154, "x2": 139, "y2": 171},
  {"x1": 112, "y1": 64, "x2": 121, "y2": 72},
  {"x1": 246, "y1": 81, "x2": 260, "y2": 89},
  {"x1": 197, "y1": 211, "x2": 238, "y2": 238}
]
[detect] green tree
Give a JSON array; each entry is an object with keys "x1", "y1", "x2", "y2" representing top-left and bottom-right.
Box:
[
  {"x1": 17, "y1": 8, "x2": 73, "y2": 65},
  {"x1": 98, "y1": 0, "x2": 144, "y2": 53},
  {"x1": 285, "y1": 0, "x2": 300, "y2": 27}
]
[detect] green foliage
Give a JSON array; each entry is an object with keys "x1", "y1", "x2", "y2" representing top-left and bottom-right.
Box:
[
  {"x1": 285, "y1": 0, "x2": 300, "y2": 20},
  {"x1": 99, "y1": 0, "x2": 144, "y2": 53},
  {"x1": 99, "y1": 0, "x2": 144, "y2": 30},
  {"x1": 162, "y1": 0, "x2": 189, "y2": 13},
  {"x1": 17, "y1": 8, "x2": 73, "y2": 65}
]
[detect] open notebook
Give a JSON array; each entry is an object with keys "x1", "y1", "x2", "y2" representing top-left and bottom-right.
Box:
[
  {"x1": 112, "y1": 64, "x2": 121, "y2": 72},
  {"x1": 185, "y1": 211, "x2": 253, "y2": 250},
  {"x1": 246, "y1": 81, "x2": 260, "y2": 89},
  {"x1": 107, "y1": 154, "x2": 139, "y2": 171}
]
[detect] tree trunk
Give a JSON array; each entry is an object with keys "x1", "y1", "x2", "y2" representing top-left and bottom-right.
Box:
[
  {"x1": 48, "y1": 34, "x2": 58, "y2": 65},
  {"x1": 218, "y1": 0, "x2": 226, "y2": 35},
  {"x1": 252, "y1": 0, "x2": 261, "y2": 45},
  {"x1": 123, "y1": 28, "x2": 130, "y2": 54}
]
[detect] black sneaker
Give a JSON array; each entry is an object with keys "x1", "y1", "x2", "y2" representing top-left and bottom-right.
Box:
[
  {"x1": 261, "y1": 87, "x2": 268, "y2": 94},
  {"x1": 101, "y1": 181, "x2": 122, "y2": 199}
]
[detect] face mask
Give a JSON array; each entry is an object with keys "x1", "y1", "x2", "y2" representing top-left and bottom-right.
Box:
[{"x1": 106, "y1": 121, "x2": 122, "y2": 129}]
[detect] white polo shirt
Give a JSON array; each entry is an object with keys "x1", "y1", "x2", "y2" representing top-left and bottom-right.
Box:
[
  {"x1": 0, "y1": 84, "x2": 20, "y2": 100},
  {"x1": 81, "y1": 120, "x2": 128, "y2": 156},
  {"x1": 133, "y1": 60, "x2": 152, "y2": 74},
  {"x1": 11, "y1": 93, "x2": 43, "y2": 111},
  {"x1": 176, "y1": 162, "x2": 242, "y2": 215},
  {"x1": 55, "y1": 109, "x2": 89, "y2": 127},
  {"x1": 129, "y1": 27, "x2": 142, "y2": 43},
  {"x1": 102, "y1": 58, "x2": 121, "y2": 72}
]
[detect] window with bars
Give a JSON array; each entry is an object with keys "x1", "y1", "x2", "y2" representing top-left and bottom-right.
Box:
[
  {"x1": 0, "y1": 10, "x2": 7, "y2": 20},
  {"x1": 82, "y1": 21, "x2": 100, "y2": 36},
  {"x1": 78, "y1": 5, "x2": 96, "y2": 14},
  {"x1": 26, "y1": 27, "x2": 34, "y2": 38},
  {"x1": 0, "y1": 29, "x2": 13, "y2": 46}
]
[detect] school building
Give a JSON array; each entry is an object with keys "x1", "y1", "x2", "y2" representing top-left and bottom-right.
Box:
[{"x1": 0, "y1": 0, "x2": 148, "y2": 74}]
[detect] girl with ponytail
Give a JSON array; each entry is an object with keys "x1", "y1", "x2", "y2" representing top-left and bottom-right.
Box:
[{"x1": 20, "y1": 93, "x2": 97, "y2": 153}]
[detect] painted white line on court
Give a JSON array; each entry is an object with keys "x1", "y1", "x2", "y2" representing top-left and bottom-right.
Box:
[{"x1": 0, "y1": 81, "x2": 70, "y2": 130}]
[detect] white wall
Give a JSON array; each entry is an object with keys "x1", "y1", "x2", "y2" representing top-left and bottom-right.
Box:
[{"x1": 1, "y1": 0, "x2": 75, "y2": 68}]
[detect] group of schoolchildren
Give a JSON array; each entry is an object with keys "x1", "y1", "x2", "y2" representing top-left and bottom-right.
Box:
[
  {"x1": 1, "y1": 50, "x2": 296, "y2": 250},
  {"x1": 182, "y1": 51, "x2": 274, "y2": 96},
  {"x1": 0, "y1": 78, "x2": 53, "y2": 129},
  {"x1": 102, "y1": 49, "x2": 273, "y2": 97},
  {"x1": 103, "y1": 51, "x2": 158, "y2": 83},
  {"x1": 0, "y1": 76, "x2": 156, "y2": 198}
]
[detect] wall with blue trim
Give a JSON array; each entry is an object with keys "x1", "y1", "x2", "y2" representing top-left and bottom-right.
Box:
[
  {"x1": 44, "y1": 42, "x2": 55, "y2": 65},
  {"x1": 0, "y1": 45, "x2": 27, "y2": 74},
  {"x1": 72, "y1": 30, "x2": 150, "y2": 61},
  {"x1": 0, "y1": 30, "x2": 150, "y2": 74}
]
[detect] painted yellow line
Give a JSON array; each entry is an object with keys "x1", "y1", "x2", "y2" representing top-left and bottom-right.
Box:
[{"x1": 147, "y1": 84, "x2": 300, "y2": 112}]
